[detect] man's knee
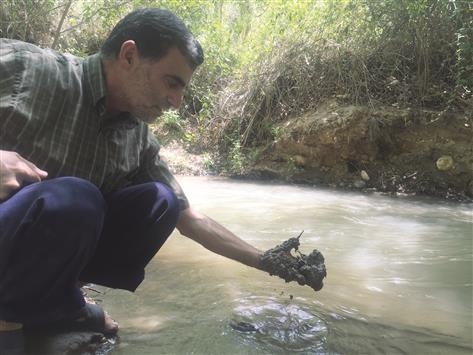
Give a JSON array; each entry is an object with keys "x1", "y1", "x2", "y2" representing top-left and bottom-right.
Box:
[
  {"x1": 153, "y1": 182, "x2": 180, "y2": 222},
  {"x1": 40, "y1": 177, "x2": 104, "y2": 217},
  {"x1": 43, "y1": 176, "x2": 103, "y2": 203},
  {"x1": 24, "y1": 177, "x2": 105, "y2": 242}
]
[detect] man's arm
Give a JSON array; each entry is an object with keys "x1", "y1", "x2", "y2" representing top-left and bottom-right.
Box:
[{"x1": 176, "y1": 207, "x2": 263, "y2": 269}]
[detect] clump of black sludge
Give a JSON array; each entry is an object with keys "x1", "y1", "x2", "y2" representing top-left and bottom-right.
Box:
[{"x1": 260, "y1": 232, "x2": 326, "y2": 291}]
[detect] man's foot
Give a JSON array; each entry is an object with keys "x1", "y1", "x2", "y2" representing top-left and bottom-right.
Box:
[
  {"x1": 102, "y1": 311, "x2": 118, "y2": 335},
  {"x1": 81, "y1": 285, "x2": 119, "y2": 335},
  {"x1": 23, "y1": 301, "x2": 119, "y2": 336},
  {"x1": 81, "y1": 304, "x2": 118, "y2": 335},
  {"x1": 84, "y1": 298, "x2": 118, "y2": 335}
]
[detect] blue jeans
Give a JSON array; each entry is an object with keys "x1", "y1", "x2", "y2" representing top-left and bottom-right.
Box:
[{"x1": 0, "y1": 177, "x2": 180, "y2": 326}]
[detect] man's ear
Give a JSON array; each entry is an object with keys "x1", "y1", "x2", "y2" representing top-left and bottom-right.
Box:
[{"x1": 117, "y1": 40, "x2": 139, "y2": 69}]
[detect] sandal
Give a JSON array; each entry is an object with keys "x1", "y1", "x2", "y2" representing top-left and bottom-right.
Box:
[
  {"x1": 67, "y1": 303, "x2": 117, "y2": 335},
  {"x1": 29, "y1": 303, "x2": 118, "y2": 336}
]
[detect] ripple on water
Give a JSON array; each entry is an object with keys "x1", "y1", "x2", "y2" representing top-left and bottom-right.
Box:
[{"x1": 230, "y1": 296, "x2": 328, "y2": 353}]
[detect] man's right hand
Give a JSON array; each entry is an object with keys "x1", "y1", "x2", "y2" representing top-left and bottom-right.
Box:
[{"x1": 0, "y1": 150, "x2": 48, "y2": 201}]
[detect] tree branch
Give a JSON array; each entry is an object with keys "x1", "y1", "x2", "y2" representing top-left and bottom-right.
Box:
[{"x1": 51, "y1": 0, "x2": 73, "y2": 49}]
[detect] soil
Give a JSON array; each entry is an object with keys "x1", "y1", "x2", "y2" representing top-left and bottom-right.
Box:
[
  {"x1": 160, "y1": 141, "x2": 214, "y2": 176},
  {"x1": 259, "y1": 232, "x2": 327, "y2": 292},
  {"x1": 245, "y1": 99, "x2": 473, "y2": 201}
]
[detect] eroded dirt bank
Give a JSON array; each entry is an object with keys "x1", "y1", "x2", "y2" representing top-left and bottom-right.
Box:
[
  {"x1": 246, "y1": 100, "x2": 473, "y2": 200},
  {"x1": 160, "y1": 100, "x2": 472, "y2": 201}
]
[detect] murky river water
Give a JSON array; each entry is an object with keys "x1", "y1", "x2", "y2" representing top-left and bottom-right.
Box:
[{"x1": 97, "y1": 176, "x2": 472, "y2": 354}]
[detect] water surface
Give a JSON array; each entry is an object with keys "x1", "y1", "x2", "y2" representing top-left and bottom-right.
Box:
[{"x1": 98, "y1": 177, "x2": 472, "y2": 354}]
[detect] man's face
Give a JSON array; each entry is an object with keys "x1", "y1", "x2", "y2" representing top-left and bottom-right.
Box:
[{"x1": 125, "y1": 47, "x2": 194, "y2": 123}]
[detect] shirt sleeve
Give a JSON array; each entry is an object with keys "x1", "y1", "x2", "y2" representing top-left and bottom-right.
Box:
[
  {"x1": 0, "y1": 40, "x2": 19, "y2": 142},
  {"x1": 0, "y1": 39, "x2": 38, "y2": 152},
  {"x1": 133, "y1": 130, "x2": 190, "y2": 211}
]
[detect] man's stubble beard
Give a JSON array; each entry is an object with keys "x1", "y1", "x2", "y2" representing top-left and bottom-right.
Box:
[
  {"x1": 126, "y1": 73, "x2": 171, "y2": 124},
  {"x1": 127, "y1": 87, "x2": 164, "y2": 124},
  {"x1": 132, "y1": 105, "x2": 161, "y2": 123}
]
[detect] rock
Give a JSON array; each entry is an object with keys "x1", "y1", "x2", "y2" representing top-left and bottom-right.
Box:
[
  {"x1": 468, "y1": 180, "x2": 473, "y2": 197},
  {"x1": 436, "y1": 155, "x2": 454, "y2": 171},
  {"x1": 229, "y1": 320, "x2": 258, "y2": 332},
  {"x1": 24, "y1": 330, "x2": 115, "y2": 354},
  {"x1": 293, "y1": 155, "x2": 306, "y2": 167},
  {"x1": 253, "y1": 166, "x2": 281, "y2": 179},
  {"x1": 360, "y1": 170, "x2": 370, "y2": 181},
  {"x1": 353, "y1": 180, "x2": 366, "y2": 188}
]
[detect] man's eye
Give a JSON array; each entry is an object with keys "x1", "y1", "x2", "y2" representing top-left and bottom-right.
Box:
[{"x1": 167, "y1": 79, "x2": 179, "y2": 89}]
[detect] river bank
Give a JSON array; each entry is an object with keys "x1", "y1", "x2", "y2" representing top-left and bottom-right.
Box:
[{"x1": 159, "y1": 99, "x2": 473, "y2": 202}]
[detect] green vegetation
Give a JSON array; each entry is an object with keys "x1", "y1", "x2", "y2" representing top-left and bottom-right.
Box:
[{"x1": 1, "y1": 0, "x2": 471, "y2": 173}]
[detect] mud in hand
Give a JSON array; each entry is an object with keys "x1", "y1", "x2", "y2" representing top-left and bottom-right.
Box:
[{"x1": 260, "y1": 232, "x2": 327, "y2": 291}]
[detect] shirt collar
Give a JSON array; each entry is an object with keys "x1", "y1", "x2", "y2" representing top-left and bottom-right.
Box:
[
  {"x1": 82, "y1": 53, "x2": 139, "y2": 131},
  {"x1": 83, "y1": 53, "x2": 106, "y2": 109}
]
